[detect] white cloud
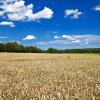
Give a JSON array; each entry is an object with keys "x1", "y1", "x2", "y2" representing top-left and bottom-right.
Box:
[
  {"x1": 58, "y1": 35, "x2": 100, "y2": 42},
  {"x1": 72, "y1": 40, "x2": 80, "y2": 43},
  {"x1": 37, "y1": 40, "x2": 70, "y2": 45},
  {"x1": 0, "y1": 11, "x2": 4, "y2": 16},
  {"x1": 62, "y1": 35, "x2": 74, "y2": 40},
  {"x1": 0, "y1": 21, "x2": 15, "y2": 27},
  {"x1": 38, "y1": 35, "x2": 100, "y2": 45},
  {"x1": 65, "y1": 9, "x2": 82, "y2": 19},
  {"x1": 23, "y1": 35, "x2": 36, "y2": 40},
  {"x1": 0, "y1": 36, "x2": 7, "y2": 38},
  {"x1": 0, "y1": 0, "x2": 53, "y2": 21},
  {"x1": 54, "y1": 35, "x2": 60, "y2": 39},
  {"x1": 94, "y1": 5, "x2": 100, "y2": 11}
]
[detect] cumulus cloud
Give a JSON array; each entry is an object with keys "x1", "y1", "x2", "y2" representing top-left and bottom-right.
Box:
[
  {"x1": 54, "y1": 35, "x2": 60, "y2": 39},
  {"x1": 55, "y1": 35, "x2": 100, "y2": 42},
  {"x1": 0, "y1": 0, "x2": 53, "y2": 21},
  {"x1": 62, "y1": 35, "x2": 74, "y2": 40},
  {"x1": 65, "y1": 9, "x2": 82, "y2": 19},
  {"x1": 93, "y1": 5, "x2": 100, "y2": 11},
  {"x1": 0, "y1": 21, "x2": 15, "y2": 27},
  {"x1": 23, "y1": 35, "x2": 36, "y2": 40},
  {"x1": 0, "y1": 11, "x2": 4, "y2": 16},
  {"x1": 39, "y1": 35, "x2": 100, "y2": 45},
  {"x1": 72, "y1": 40, "x2": 80, "y2": 43}
]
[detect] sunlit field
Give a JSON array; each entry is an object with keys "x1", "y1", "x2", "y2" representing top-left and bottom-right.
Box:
[{"x1": 0, "y1": 53, "x2": 100, "y2": 100}]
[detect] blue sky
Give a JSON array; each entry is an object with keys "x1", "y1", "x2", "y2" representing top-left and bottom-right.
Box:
[{"x1": 0, "y1": 0, "x2": 100, "y2": 49}]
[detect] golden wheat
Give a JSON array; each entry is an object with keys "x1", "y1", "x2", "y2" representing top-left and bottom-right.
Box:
[{"x1": 0, "y1": 53, "x2": 100, "y2": 100}]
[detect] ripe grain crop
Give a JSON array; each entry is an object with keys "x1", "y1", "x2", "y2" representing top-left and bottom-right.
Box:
[{"x1": 0, "y1": 53, "x2": 100, "y2": 100}]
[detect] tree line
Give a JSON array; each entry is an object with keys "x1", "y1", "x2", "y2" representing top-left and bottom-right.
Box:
[{"x1": 0, "y1": 42, "x2": 100, "y2": 53}]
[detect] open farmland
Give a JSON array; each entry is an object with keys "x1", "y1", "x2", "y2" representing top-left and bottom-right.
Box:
[{"x1": 0, "y1": 53, "x2": 100, "y2": 100}]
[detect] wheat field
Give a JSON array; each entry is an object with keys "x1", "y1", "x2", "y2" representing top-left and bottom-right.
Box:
[{"x1": 0, "y1": 53, "x2": 100, "y2": 100}]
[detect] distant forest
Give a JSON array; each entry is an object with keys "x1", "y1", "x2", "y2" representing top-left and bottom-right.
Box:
[{"x1": 0, "y1": 42, "x2": 100, "y2": 53}]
